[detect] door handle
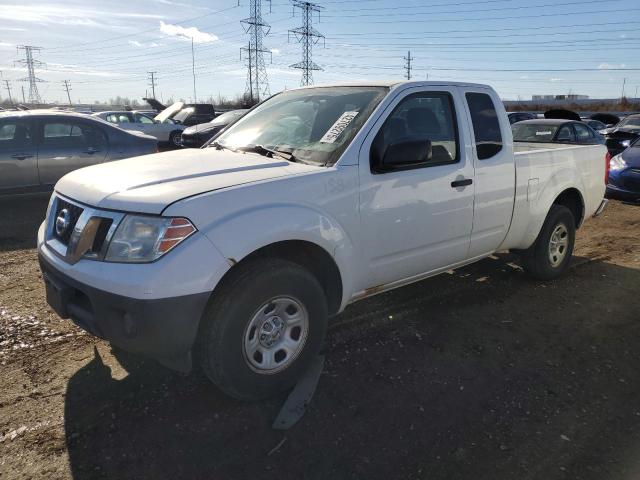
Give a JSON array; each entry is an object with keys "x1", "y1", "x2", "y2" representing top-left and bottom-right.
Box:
[
  {"x1": 11, "y1": 154, "x2": 34, "y2": 160},
  {"x1": 451, "y1": 178, "x2": 473, "y2": 188}
]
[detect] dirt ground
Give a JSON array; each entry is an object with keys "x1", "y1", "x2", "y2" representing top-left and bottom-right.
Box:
[{"x1": 0, "y1": 197, "x2": 639, "y2": 480}]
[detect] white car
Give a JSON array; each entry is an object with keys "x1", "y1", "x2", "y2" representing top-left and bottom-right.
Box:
[
  {"x1": 92, "y1": 110, "x2": 184, "y2": 147},
  {"x1": 39, "y1": 81, "x2": 607, "y2": 401}
]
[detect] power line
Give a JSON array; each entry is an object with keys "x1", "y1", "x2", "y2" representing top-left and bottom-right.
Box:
[
  {"x1": 403, "y1": 50, "x2": 414, "y2": 80},
  {"x1": 241, "y1": 0, "x2": 272, "y2": 103},
  {"x1": 16, "y1": 45, "x2": 44, "y2": 104},
  {"x1": 62, "y1": 80, "x2": 72, "y2": 105},
  {"x1": 288, "y1": 1, "x2": 324, "y2": 86}
]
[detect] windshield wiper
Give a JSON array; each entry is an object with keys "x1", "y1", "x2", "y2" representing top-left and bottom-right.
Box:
[
  {"x1": 239, "y1": 144, "x2": 298, "y2": 163},
  {"x1": 210, "y1": 140, "x2": 230, "y2": 151}
]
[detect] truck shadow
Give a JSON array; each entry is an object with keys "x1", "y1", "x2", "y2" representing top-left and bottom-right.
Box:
[
  {"x1": 63, "y1": 254, "x2": 640, "y2": 479},
  {"x1": 0, "y1": 193, "x2": 49, "y2": 251}
]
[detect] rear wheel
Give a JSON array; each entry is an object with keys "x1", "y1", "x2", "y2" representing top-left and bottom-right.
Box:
[
  {"x1": 521, "y1": 205, "x2": 576, "y2": 280},
  {"x1": 196, "y1": 258, "x2": 328, "y2": 401}
]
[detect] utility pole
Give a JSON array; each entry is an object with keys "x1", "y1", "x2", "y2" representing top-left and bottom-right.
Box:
[
  {"x1": 241, "y1": 0, "x2": 272, "y2": 104},
  {"x1": 148, "y1": 71, "x2": 158, "y2": 98},
  {"x1": 62, "y1": 80, "x2": 72, "y2": 105},
  {"x1": 4, "y1": 80, "x2": 13, "y2": 105},
  {"x1": 21, "y1": 85, "x2": 26, "y2": 104},
  {"x1": 403, "y1": 50, "x2": 414, "y2": 80},
  {"x1": 621, "y1": 77, "x2": 626, "y2": 100},
  {"x1": 191, "y1": 38, "x2": 197, "y2": 102},
  {"x1": 16, "y1": 45, "x2": 44, "y2": 104},
  {"x1": 635, "y1": 85, "x2": 638, "y2": 99},
  {"x1": 288, "y1": 1, "x2": 324, "y2": 87}
]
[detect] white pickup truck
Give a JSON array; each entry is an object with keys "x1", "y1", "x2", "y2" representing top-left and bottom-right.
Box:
[{"x1": 38, "y1": 81, "x2": 607, "y2": 400}]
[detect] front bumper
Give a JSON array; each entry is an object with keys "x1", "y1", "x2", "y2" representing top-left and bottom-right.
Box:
[{"x1": 39, "y1": 251, "x2": 210, "y2": 373}]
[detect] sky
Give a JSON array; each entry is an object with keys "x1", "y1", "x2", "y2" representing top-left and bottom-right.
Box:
[{"x1": 0, "y1": 0, "x2": 638, "y2": 104}]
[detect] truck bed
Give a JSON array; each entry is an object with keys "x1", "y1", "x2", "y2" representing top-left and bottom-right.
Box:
[{"x1": 499, "y1": 142, "x2": 607, "y2": 251}]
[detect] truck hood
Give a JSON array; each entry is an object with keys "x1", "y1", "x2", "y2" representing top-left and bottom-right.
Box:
[{"x1": 55, "y1": 148, "x2": 322, "y2": 214}]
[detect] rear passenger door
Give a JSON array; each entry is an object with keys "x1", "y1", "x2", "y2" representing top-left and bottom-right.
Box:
[
  {"x1": 460, "y1": 88, "x2": 516, "y2": 258},
  {"x1": 36, "y1": 118, "x2": 109, "y2": 187},
  {"x1": 358, "y1": 87, "x2": 475, "y2": 287},
  {"x1": 0, "y1": 118, "x2": 38, "y2": 192}
]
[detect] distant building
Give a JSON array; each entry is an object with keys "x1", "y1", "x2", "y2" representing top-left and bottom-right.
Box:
[{"x1": 532, "y1": 94, "x2": 589, "y2": 101}]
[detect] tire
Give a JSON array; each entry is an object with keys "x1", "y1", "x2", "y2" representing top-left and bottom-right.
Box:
[
  {"x1": 196, "y1": 258, "x2": 328, "y2": 401},
  {"x1": 169, "y1": 130, "x2": 182, "y2": 148},
  {"x1": 521, "y1": 205, "x2": 576, "y2": 280}
]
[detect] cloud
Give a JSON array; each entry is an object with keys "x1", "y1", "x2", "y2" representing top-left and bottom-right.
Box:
[
  {"x1": 519, "y1": 75, "x2": 529, "y2": 80},
  {"x1": 549, "y1": 78, "x2": 564, "y2": 82},
  {"x1": 0, "y1": 42, "x2": 13, "y2": 48},
  {"x1": 128, "y1": 40, "x2": 163, "y2": 48},
  {"x1": 159, "y1": 21, "x2": 218, "y2": 43},
  {"x1": 271, "y1": 48, "x2": 280, "y2": 56},
  {"x1": 598, "y1": 63, "x2": 626, "y2": 70},
  {"x1": 0, "y1": 5, "x2": 164, "y2": 25}
]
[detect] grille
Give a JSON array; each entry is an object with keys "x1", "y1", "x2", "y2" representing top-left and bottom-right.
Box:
[
  {"x1": 91, "y1": 218, "x2": 113, "y2": 254},
  {"x1": 53, "y1": 199, "x2": 84, "y2": 244}
]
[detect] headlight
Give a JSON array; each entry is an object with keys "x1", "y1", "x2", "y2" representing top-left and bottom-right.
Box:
[
  {"x1": 105, "y1": 215, "x2": 196, "y2": 263},
  {"x1": 609, "y1": 154, "x2": 627, "y2": 171}
]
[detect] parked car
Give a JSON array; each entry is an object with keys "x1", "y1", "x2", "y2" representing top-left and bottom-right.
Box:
[
  {"x1": 606, "y1": 137, "x2": 640, "y2": 202},
  {"x1": 601, "y1": 114, "x2": 640, "y2": 156},
  {"x1": 582, "y1": 118, "x2": 607, "y2": 133},
  {"x1": 0, "y1": 110, "x2": 156, "y2": 195},
  {"x1": 148, "y1": 100, "x2": 217, "y2": 127},
  {"x1": 590, "y1": 113, "x2": 620, "y2": 128},
  {"x1": 92, "y1": 111, "x2": 184, "y2": 147},
  {"x1": 508, "y1": 112, "x2": 537, "y2": 124},
  {"x1": 181, "y1": 109, "x2": 248, "y2": 148},
  {"x1": 512, "y1": 119, "x2": 604, "y2": 145},
  {"x1": 38, "y1": 81, "x2": 607, "y2": 401}
]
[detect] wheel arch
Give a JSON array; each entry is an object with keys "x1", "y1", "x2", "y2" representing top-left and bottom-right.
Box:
[
  {"x1": 551, "y1": 187, "x2": 585, "y2": 228},
  {"x1": 214, "y1": 240, "x2": 344, "y2": 317}
]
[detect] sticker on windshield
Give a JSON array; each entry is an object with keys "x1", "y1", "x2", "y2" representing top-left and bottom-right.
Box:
[
  {"x1": 536, "y1": 131, "x2": 552, "y2": 135},
  {"x1": 320, "y1": 111, "x2": 359, "y2": 143}
]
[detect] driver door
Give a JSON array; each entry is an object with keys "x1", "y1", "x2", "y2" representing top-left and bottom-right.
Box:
[{"x1": 358, "y1": 87, "x2": 475, "y2": 287}]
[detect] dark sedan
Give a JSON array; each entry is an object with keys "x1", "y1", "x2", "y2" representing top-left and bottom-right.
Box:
[
  {"x1": 512, "y1": 119, "x2": 604, "y2": 145},
  {"x1": 601, "y1": 114, "x2": 640, "y2": 157},
  {"x1": 607, "y1": 138, "x2": 640, "y2": 203},
  {"x1": 181, "y1": 109, "x2": 248, "y2": 148},
  {"x1": 508, "y1": 112, "x2": 537, "y2": 124},
  {"x1": 0, "y1": 110, "x2": 157, "y2": 195}
]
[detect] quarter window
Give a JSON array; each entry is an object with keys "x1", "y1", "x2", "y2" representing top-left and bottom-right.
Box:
[
  {"x1": 466, "y1": 92, "x2": 503, "y2": 160},
  {"x1": 371, "y1": 91, "x2": 459, "y2": 172}
]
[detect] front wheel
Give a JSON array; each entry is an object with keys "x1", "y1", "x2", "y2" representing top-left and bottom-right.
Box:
[
  {"x1": 169, "y1": 130, "x2": 182, "y2": 148},
  {"x1": 196, "y1": 258, "x2": 328, "y2": 401},
  {"x1": 521, "y1": 205, "x2": 576, "y2": 280}
]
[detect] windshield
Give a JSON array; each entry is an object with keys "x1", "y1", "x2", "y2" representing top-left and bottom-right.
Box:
[
  {"x1": 618, "y1": 116, "x2": 640, "y2": 131},
  {"x1": 512, "y1": 123, "x2": 560, "y2": 142},
  {"x1": 214, "y1": 86, "x2": 389, "y2": 165}
]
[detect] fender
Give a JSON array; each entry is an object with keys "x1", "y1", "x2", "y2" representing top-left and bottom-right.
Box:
[
  {"x1": 501, "y1": 159, "x2": 586, "y2": 251},
  {"x1": 200, "y1": 203, "x2": 356, "y2": 309}
]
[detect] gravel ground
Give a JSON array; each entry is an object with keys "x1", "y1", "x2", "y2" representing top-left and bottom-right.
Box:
[{"x1": 0, "y1": 198, "x2": 639, "y2": 480}]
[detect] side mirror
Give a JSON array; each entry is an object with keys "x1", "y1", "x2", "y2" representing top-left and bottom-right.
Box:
[{"x1": 376, "y1": 140, "x2": 432, "y2": 172}]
